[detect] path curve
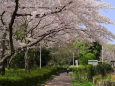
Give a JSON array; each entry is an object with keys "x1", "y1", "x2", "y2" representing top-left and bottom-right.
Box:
[{"x1": 45, "y1": 72, "x2": 72, "y2": 86}]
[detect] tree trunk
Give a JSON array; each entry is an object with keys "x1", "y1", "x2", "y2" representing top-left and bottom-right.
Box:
[
  {"x1": 25, "y1": 48, "x2": 30, "y2": 72},
  {"x1": 7, "y1": 55, "x2": 15, "y2": 70},
  {"x1": 7, "y1": 60, "x2": 10, "y2": 70},
  {"x1": 0, "y1": 62, "x2": 5, "y2": 76},
  {"x1": 0, "y1": 33, "x2": 6, "y2": 75},
  {"x1": 33, "y1": 51, "x2": 36, "y2": 67}
]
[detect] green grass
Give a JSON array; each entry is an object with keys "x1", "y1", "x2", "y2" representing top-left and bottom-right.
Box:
[
  {"x1": 0, "y1": 67, "x2": 65, "y2": 86},
  {"x1": 72, "y1": 80, "x2": 95, "y2": 86},
  {"x1": 70, "y1": 72, "x2": 95, "y2": 86},
  {"x1": 93, "y1": 74, "x2": 114, "y2": 82}
]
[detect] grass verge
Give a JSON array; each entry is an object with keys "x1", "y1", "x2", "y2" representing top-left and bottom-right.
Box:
[
  {"x1": 70, "y1": 72, "x2": 95, "y2": 86},
  {"x1": 0, "y1": 67, "x2": 65, "y2": 86}
]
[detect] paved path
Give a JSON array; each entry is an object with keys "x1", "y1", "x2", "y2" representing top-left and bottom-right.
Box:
[{"x1": 45, "y1": 72, "x2": 72, "y2": 86}]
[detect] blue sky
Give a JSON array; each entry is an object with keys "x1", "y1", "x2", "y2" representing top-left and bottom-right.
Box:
[{"x1": 101, "y1": 0, "x2": 115, "y2": 44}]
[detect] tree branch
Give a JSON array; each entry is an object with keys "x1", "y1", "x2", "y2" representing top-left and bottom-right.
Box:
[
  {"x1": 16, "y1": 1, "x2": 73, "y2": 18},
  {"x1": 0, "y1": 11, "x2": 6, "y2": 25},
  {"x1": 9, "y1": 0, "x2": 19, "y2": 54}
]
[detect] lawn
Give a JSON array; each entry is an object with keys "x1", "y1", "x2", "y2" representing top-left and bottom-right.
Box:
[
  {"x1": 72, "y1": 80, "x2": 95, "y2": 86},
  {"x1": 0, "y1": 67, "x2": 64, "y2": 86}
]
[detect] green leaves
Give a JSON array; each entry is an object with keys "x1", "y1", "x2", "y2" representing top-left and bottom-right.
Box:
[
  {"x1": 15, "y1": 29, "x2": 25, "y2": 40},
  {"x1": 74, "y1": 41, "x2": 102, "y2": 65},
  {"x1": 80, "y1": 53, "x2": 96, "y2": 65}
]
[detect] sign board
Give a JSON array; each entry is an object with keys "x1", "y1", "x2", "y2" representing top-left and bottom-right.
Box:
[{"x1": 88, "y1": 60, "x2": 98, "y2": 66}]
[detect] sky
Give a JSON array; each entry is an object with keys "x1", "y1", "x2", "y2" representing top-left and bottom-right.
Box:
[{"x1": 100, "y1": 0, "x2": 115, "y2": 44}]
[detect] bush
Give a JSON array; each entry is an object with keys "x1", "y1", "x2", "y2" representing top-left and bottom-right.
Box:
[
  {"x1": 10, "y1": 51, "x2": 25, "y2": 68},
  {"x1": 86, "y1": 65, "x2": 96, "y2": 80},
  {"x1": 70, "y1": 63, "x2": 113, "y2": 81},
  {"x1": 96, "y1": 63, "x2": 113, "y2": 77},
  {"x1": 70, "y1": 65, "x2": 86, "y2": 73},
  {"x1": 70, "y1": 66, "x2": 78, "y2": 72}
]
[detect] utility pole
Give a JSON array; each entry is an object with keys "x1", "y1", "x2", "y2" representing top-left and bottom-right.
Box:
[
  {"x1": 102, "y1": 46, "x2": 104, "y2": 64},
  {"x1": 73, "y1": 52, "x2": 75, "y2": 66},
  {"x1": 40, "y1": 43, "x2": 41, "y2": 69}
]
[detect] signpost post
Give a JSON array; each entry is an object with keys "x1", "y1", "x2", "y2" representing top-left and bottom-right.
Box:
[
  {"x1": 73, "y1": 53, "x2": 75, "y2": 66},
  {"x1": 40, "y1": 43, "x2": 41, "y2": 69}
]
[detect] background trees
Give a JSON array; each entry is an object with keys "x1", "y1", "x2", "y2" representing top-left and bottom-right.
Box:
[
  {"x1": 10, "y1": 47, "x2": 51, "y2": 68},
  {"x1": 48, "y1": 43, "x2": 75, "y2": 66},
  {"x1": 74, "y1": 41, "x2": 102, "y2": 65},
  {"x1": 79, "y1": 53, "x2": 96, "y2": 65}
]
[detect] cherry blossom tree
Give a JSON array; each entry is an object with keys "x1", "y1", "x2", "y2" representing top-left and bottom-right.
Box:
[
  {"x1": 0, "y1": 0, "x2": 115, "y2": 75},
  {"x1": 101, "y1": 44, "x2": 115, "y2": 63}
]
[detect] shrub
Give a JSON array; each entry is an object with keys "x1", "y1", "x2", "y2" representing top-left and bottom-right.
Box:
[
  {"x1": 96, "y1": 64, "x2": 106, "y2": 77},
  {"x1": 86, "y1": 65, "x2": 96, "y2": 80},
  {"x1": 96, "y1": 63, "x2": 113, "y2": 77},
  {"x1": 71, "y1": 63, "x2": 113, "y2": 81},
  {"x1": 70, "y1": 66, "x2": 78, "y2": 72}
]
